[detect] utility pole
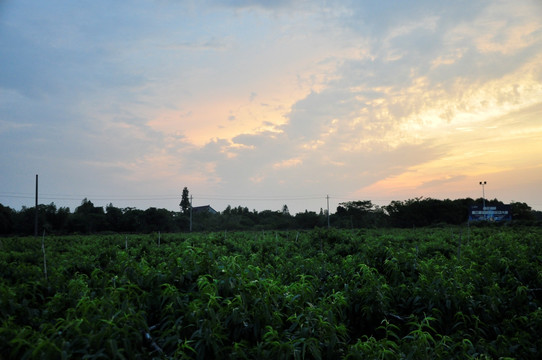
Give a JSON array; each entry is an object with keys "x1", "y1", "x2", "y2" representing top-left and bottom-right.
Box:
[
  {"x1": 34, "y1": 174, "x2": 38, "y2": 237},
  {"x1": 189, "y1": 195, "x2": 193, "y2": 232},
  {"x1": 479, "y1": 181, "x2": 487, "y2": 208},
  {"x1": 479, "y1": 181, "x2": 487, "y2": 220},
  {"x1": 326, "y1": 194, "x2": 330, "y2": 229}
]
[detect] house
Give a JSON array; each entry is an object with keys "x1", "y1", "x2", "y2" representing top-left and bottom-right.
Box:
[{"x1": 192, "y1": 205, "x2": 218, "y2": 214}]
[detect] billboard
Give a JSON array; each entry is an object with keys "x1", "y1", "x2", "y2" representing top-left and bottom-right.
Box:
[{"x1": 469, "y1": 204, "x2": 511, "y2": 222}]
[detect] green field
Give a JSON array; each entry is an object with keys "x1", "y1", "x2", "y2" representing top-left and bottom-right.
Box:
[{"x1": 1, "y1": 227, "x2": 541, "y2": 359}]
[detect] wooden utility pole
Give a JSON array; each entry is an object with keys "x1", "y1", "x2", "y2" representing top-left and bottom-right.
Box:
[
  {"x1": 189, "y1": 195, "x2": 193, "y2": 232},
  {"x1": 34, "y1": 174, "x2": 38, "y2": 237},
  {"x1": 326, "y1": 194, "x2": 330, "y2": 229}
]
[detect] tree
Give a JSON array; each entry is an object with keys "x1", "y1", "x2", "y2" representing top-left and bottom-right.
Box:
[
  {"x1": 180, "y1": 187, "x2": 190, "y2": 214},
  {"x1": 337, "y1": 200, "x2": 374, "y2": 216},
  {"x1": 0, "y1": 203, "x2": 15, "y2": 234},
  {"x1": 510, "y1": 202, "x2": 535, "y2": 221},
  {"x1": 70, "y1": 198, "x2": 106, "y2": 233},
  {"x1": 40, "y1": 202, "x2": 69, "y2": 232},
  {"x1": 294, "y1": 210, "x2": 321, "y2": 229},
  {"x1": 336, "y1": 200, "x2": 386, "y2": 228},
  {"x1": 105, "y1": 203, "x2": 123, "y2": 232},
  {"x1": 281, "y1": 204, "x2": 290, "y2": 215},
  {"x1": 143, "y1": 207, "x2": 177, "y2": 232}
]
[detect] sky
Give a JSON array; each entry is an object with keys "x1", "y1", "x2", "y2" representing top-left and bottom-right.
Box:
[{"x1": 1, "y1": 0, "x2": 542, "y2": 214}]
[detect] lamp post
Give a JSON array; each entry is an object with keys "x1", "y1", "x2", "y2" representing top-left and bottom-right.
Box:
[{"x1": 479, "y1": 181, "x2": 486, "y2": 209}]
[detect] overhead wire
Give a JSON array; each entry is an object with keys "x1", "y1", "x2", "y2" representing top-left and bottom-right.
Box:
[
  {"x1": 2, "y1": 191, "x2": 540, "y2": 208},
  {"x1": 1, "y1": 192, "x2": 332, "y2": 203}
]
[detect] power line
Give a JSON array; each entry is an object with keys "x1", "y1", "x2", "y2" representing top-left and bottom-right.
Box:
[
  {"x1": 2, "y1": 192, "x2": 540, "y2": 207},
  {"x1": 0, "y1": 192, "x2": 328, "y2": 202},
  {"x1": 0, "y1": 192, "x2": 179, "y2": 201},
  {"x1": 195, "y1": 195, "x2": 326, "y2": 201}
]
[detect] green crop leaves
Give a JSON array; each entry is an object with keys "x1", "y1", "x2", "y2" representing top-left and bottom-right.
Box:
[{"x1": 1, "y1": 227, "x2": 541, "y2": 358}]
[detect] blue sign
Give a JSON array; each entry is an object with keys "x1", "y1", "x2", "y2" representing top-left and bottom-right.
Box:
[{"x1": 469, "y1": 204, "x2": 511, "y2": 222}]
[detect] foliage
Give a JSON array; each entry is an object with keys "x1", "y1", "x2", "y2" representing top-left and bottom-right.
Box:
[
  {"x1": 2, "y1": 197, "x2": 541, "y2": 235},
  {"x1": 180, "y1": 188, "x2": 190, "y2": 215},
  {"x1": 336, "y1": 200, "x2": 387, "y2": 228},
  {"x1": 1, "y1": 226, "x2": 541, "y2": 358}
]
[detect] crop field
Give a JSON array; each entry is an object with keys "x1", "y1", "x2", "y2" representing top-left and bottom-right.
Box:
[{"x1": 1, "y1": 226, "x2": 542, "y2": 359}]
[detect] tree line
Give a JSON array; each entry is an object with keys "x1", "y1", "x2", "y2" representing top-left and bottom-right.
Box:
[{"x1": 0, "y1": 196, "x2": 540, "y2": 235}]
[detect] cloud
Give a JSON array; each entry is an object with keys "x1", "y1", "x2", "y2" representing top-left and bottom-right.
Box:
[
  {"x1": 194, "y1": 0, "x2": 541, "y2": 208},
  {"x1": 273, "y1": 158, "x2": 302, "y2": 169},
  {"x1": 1, "y1": 0, "x2": 542, "y2": 213},
  {"x1": 468, "y1": 1, "x2": 542, "y2": 55},
  {"x1": 159, "y1": 37, "x2": 232, "y2": 52},
  {"x1": 176, "y1": 0, "x2": 542, "y2": 208},
  {"x1": 207, "y1": 0, "x2": 307, "y2": 12}
]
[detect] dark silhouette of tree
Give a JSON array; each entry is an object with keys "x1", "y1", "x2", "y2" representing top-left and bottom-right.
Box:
[
  {"x1": 0, "y1": 203, "x2": 15, "y2": 234},
  {"x1": 40, "y1": 203, "x2": 69, "y2": 232},
  {"x1": 105, "y1": 203, "x2": 123, "y2": 232},
  {"x1": 336, "y1": 200, "x2": 387, "y2": 228},
  {"x1": 282, "y1": 204, "x2": 290, "y2": 215},
  {"x1": 142, "y1": 207, "x2": 177, "y2": 232},
  {"x1": 69, "y1": 198, "x2": 106, "y2": 233},
  {"x1": 294, "y1": 210, "x2": 322, "y2": 229},
  {"x1": 386, "y1": 197, "x2": 467, "y2": 227},
  {"x1": 121, "y1": 208, "x2": 145, "y2": 232},
  {"x1": 180, "y1": 187, "x2": 190, "y2": 214},
  {"x1": 510, "y1": 202, "x2": 535, "y2": 221},
  {"x1": 1, "y1": 194, "x2": 539, "y2": 235}
]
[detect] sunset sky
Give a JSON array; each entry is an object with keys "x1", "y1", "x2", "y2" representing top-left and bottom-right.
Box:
[{"x1": 1, "y1": 0, "x2": 541, "y2": 214}]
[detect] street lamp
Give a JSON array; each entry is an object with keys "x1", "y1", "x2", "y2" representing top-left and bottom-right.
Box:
[{"x1": 479, "y1": 181, "x2": 486, "y2": 209}]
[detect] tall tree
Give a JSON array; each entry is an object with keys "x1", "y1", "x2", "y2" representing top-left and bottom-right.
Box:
[
  {"x1": 281, "y1": 204, "x2": 290, "y2": 215},
  {"x1": 180, "y1": 187, "x2": 190, "y2": 214}
]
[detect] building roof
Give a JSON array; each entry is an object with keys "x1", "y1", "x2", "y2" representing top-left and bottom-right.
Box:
[{"x1": 192, "y1": 205, "x2": 217, "y2": 214}]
